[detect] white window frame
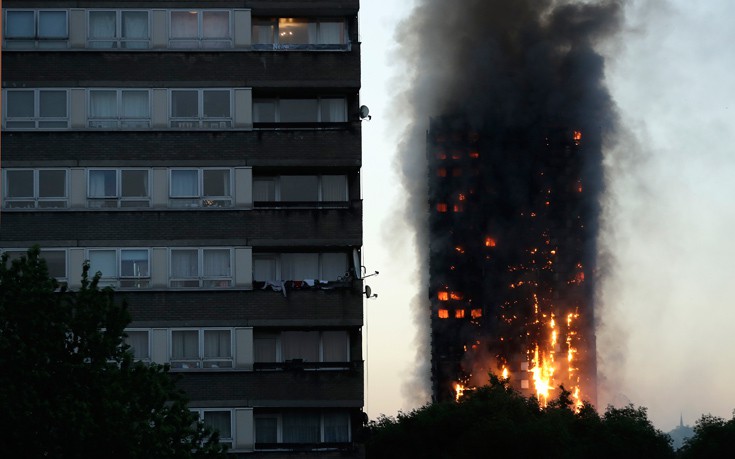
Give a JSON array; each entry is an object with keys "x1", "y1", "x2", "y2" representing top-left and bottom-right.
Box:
[
  {"x1": 123, "y1": 329, "x2": 151, "y2": 362},
  {"x1": 87, "y1": 168, "x2": 151, "y2": 208},
  {"x1": 169, "y1": 10, "x2": 233, "y2": 49},
  {"x1": 3, "y1": 89, "x2": 70, "y2": 129},
  {"x1": 86, "y1": 248, "x2": 151, "y2": 289},
  {"x1": 169, "y1": 248, "x2": 233, "y2": 288},
  {"x1": 87, "y1": 89, "x2": 151, "y2": 128},
  {"x1": 3, "y1": 169, "x2": 69, "y2": 209},
  {"x1": 169, "y1": 89, "x2": 233, "y2": 128},
  {"x1": 1, "y1": 248, "x2": 68, "y2": 285},
  {"x1": 170, "y1": 328, "x2": 234, "y2": 370},
  {"x1": 251, "y1": 17, "x2": 348, "y2": 49},
  {"x1": 3, "y1": 9, "x2": 69, "y2": 49},
  {"x1": 86, "y1": 10, "x2": 151, "y2": 49},
  {"x1": 252, "y1": 97, "x2": 346, "y2": 123},
  {"x1": 169, "y1": 168, "x2": 233, "y2": 208}
]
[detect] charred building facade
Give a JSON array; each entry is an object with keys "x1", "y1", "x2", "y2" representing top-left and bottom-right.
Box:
[
  {"x1": 428, "y1": 116, "x2": 598, "y2": 405},
  {"x1": 1, "y1": 1, "x2": 364, "y2": 457}
]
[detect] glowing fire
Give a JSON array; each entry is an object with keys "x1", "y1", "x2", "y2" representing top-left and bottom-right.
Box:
[
  {"x1": 484, "y1": 237, "x2": 496, "y2": 247},
  {"x1": 438, "y1": 309, "x2": 449, "y2": 319},
  {"x1": 454, "y1": 382, "x2": 466, "y2": 402}
]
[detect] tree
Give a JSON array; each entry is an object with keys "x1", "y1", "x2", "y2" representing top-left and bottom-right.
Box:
[
  {"x1": 677, "y1": 413, "x2": 735, "y2": 458},
  {"x1": 0, "y1": 247, "x2": 227, "y2": 458},
  {"x1": 365, "y1": 375, "x2": 674, "y2": 459}
]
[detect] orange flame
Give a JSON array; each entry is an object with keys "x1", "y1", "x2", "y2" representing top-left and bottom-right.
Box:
[
  {"x1": 438, "y1": 309, "x2": 449, "y2": 319},
  {"x1": 438, "y1": 291, "x2": 449, "y2": 301},
  {"x1": 484, "y1": 237, "x2": 497, "y2": 247}
]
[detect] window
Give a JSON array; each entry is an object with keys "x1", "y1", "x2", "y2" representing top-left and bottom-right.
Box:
[
  {"x1": 3, "y1": 169, "x2": 67, "y2": 209},
  {"x1": 253, "y1": 98, "x2": 346, "y2": 123},
  {"x1": 124, "y1": 330, "x2": 150, "y2": 361},
  {"x1": 4, "y1": 10, "x2": 68, "y2": 49},
  {"x1": 171, "y1": 329, "x2": 233, "y2": 369},
  {"x1": 253, "y1": 175, "x2": 348, "y2": 205},
  {"x1": 170, "y1": 248, "x2": 232, "y2": 288},
  {"x1": 169, "y1": 169, "x2": 232, "y2": 207},
  {"x1": 251, "y1": 18, "x2": 347, "y2": 49},
  {"x1": 88, "y1": 249, "x2": 150, "y2": 288},
  {"x1": 89, "y1": 90, "x2": 150, "y2": 128},
  {"x1": 170, "y1": 89, "x2": 232, "y2": 128},
  {"x1": 253, "y1": 253, "x2": 348, "y2": 282},
  {"x1": 254, "y1": 331, "x2": 349, "y2": 365},
  {"x1": 283, "y1": 412, "x2": 320, "y2": 444},
  {"x1": 170, "y1": 10, "x2": 231, "y2": 48},
  {"x1": 88, "y1": 169, "x2": 150, "y2": 207},
  {"x1": 255, "y1": 410, "x2": 350, "y2": 449},
  {"x1": 191, "y1": 409, "x2": 234, "y2": 448},
  {"x1": 2, "y1": 249, "x2": 67, "y2": 283},
  {"x1": 5, "y1": 89, "x2": 68, "y2": 129},
  {"x1": 255, "y1": 416, "x2": 279, "y2": 444},
  {"x1": 88, "y1": 10, "x2": 149, "y2": 48}
]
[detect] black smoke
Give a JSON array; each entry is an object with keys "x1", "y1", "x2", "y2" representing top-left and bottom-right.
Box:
[{"x1": 393, "y1": 0, "x2": 624, "y2": 404}]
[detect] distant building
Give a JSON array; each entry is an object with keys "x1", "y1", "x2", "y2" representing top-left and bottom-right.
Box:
[
  {"x1": 1, "y1": 1, "x2": 364, "y2": 456},
  {"x1": 668, "y1": 415, "x2": 694, "y2": 450}
]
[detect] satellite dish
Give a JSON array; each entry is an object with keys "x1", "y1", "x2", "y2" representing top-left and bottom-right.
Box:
[
  {"x1": 364, "y1": 285, "x2": 377, "y2": 299},
  {"x1": 359, "y1": 105, "x2": 371, "y2": 120}
]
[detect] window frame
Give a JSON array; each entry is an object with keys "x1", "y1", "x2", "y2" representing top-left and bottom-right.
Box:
[
  {"x1": 86, "y1": 168, "x2": 151, "y2": 208},
  {"x1": 3, "y1": 168, "x2": 69, "y2": 209},
  {"x1": 86, "y1": 248, "x2": 151, "y2": 289},
  {"x1": 87, "y1": 88, "x2": 151, "y2": 128},
  {"x1": 169, "y1": 89, "x2": 234, "y2": 128},
  {"x1": 1, "y1": 248, "x2": 68, "y2": 285},
  {"x1": 255, "y1": 410, "x2": 351, "y2": 449},
  {"x1": 253, "y1": 175, "x2": 348, "y2": 205},
  {"x1": 252, "y1": 97, "x2": 347, "y2": 123},
  {"x1": 170, "y1": 328, "x2": 234, "y2": 370},
  {"x1": 168, "y1": 10, "x2": 233, "y2": 49},
  {"x1": 123, "y1": 329, "x2": 151, "y2": 362},
  {"x1": 191, "y1": 408, "x2": 234, "y2": 448},
  {"x1": 4, "y1": 89, "x2": 70, "y2": 130},
  {"x1": 168, "y1": 247, "x2": 233, "y2": 288},
  {"x1": 168, "y1": 168, "x2": 233, "y2": 208},
  {"x1": 3, "y1": 9, "x2": 69, "y2": 49},
  {"x1": 254, "y1": 330, "x2": 350, "y2": 367},
  {"x1": 252, "y1": 252, "x2": 349, "y2": 283},
  {"x1": 86, "y1": 9, "x2": 151, "y2": 49},
  {"x1": 251, "y1": 17, "x2": 348, "y2": 50}
]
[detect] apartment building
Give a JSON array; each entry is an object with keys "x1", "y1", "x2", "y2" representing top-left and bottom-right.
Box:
[{"x1": 1, "y1": 1, "x2": 364, "y2": 456}]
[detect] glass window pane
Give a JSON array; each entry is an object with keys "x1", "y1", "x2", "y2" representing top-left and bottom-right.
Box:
[
  {"x1": 89, "y1": 170, "x2": 117, "y2": 197},
  {"x1": 321, "y1": 253, "x2": 348, "y2": 281},
  {"x1": 6, "y1": 170, "x2": 34, "y2": 197},
  {"x1": 38, "y1": 170, "x2": 66, "y2": 198},
  {"x1": 171, "y1": 249, "x2": 198, "y2": 278},
  {"x1": 6, "y1": 11, "x2": 35, "y2": 38},
  {"x1": 171, "y1": 170, "x2": 199, "y2": 197},
  {"x1": 90, "y1": 90, "x2": 117, "y2": 118},
  {"x1": 39, "y1": 11, "x2": 67, "y2": 38},
  {"x1": 121, "y1": 170, "x2": 148, "y2": 197},
  {"x1": 39, "y1": 91, "x2": 67, "y2": 118},
  {"x1": 203, "y1": 249, "x2": 230, "y2": 277},
  {"x1": 89, "y1": 11, "x2": 116, "y2": 39},
  {"x1": 279, "y1": 99, "x2": 318, "y2": 123},
  {"x1": 124, "y1": 331, "x2": 149, "y2": 360},
  {"x1": 255, "y1": 417, "x2": 278, "y2": 443},
  {"x1": 281, "y1": 176, "x2": 318, "y2": 202},
  {"x1": 253, "y1": 100, "x2": 276, "y2": 122},
  {"x1": 282, "y1": 412, "x2": 320, "y2": 443},
  {"x1": 7, "y1": 91, "x2": 35, "y2": 118},
  {"x1": 319, "y1": 21, "x2": 345, "y2": 44},
  {"x1": 253, "y1": 257, "x2": 277, "y2": 282},
  {"x1": 202, "y1": 170, "x2": 229, "y2": 197},
  {"x1": 254, "y1": 333, "x2": 278, "y2": 361},
  {"x1": 282, "y1": 331, "x2": 319, "y2": 362},
  {"x1": 253, "y1": 178, "x2": 276, "y2": 201},
  {"x1": 203, "y1": 411, "x2": 231, "y2": 439},
  {"x1": 172, "y1": 330, "x2": 199, "y2": 359},
  {"x1": 121, "y1": 250, "x2": 149, "y2": 277},
  {"x1": 204, "y1": 330, "x2": 231, "y2": 358},
  {"x1": 252, "y1": 19, "x2": 275, "y2": 44},
  {"x1": 41, "y1": 250, "x2": 66, "y2": 279},
  {"x1": 121, "y1": 11, "x2": 148, "y2": 39},
  {"x1": 278, "y1": 18, "x2": 315, "y2": 44},
  {"x1": 171, "y1": 90, "x2": 198, "y2": 118},
  {"x1": 322, "y1": 331, "x2": 349, "y2": 362},
  {"x1": 121, "y1": 91, "x2": 149, "y2": 118},
  {"x1": 281, "y1": 253, "x2": 319, "y2": 280},
  {"x1": 89, "y1": 250, "x2": 117, "y2": 278},
  {"x1": 203, "y1": 91, "x2": 230, "y2": 118},
  {"x1": 171, "y1": 11, "x2": 198, "y2": 38},
  {"x1": 323, "y1": 412, "x2": 350, "y2": 442},
  {"x1": 320, "y1": 98, "x2": 346, "y2": 122},
  {"x1": 321, "y1": 175, "x2": 348, "y2": 201},
  {"x1": 202, "y1": 11, "x2": 229, "y2": 38}
]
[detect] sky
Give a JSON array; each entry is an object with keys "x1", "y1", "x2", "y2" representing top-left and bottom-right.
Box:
[{"x1": 359, "y1": 0, "x2": 735, "y2": 432}]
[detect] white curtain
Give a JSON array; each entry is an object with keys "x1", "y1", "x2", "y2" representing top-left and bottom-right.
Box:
[
  {"x1": 322, "y1": 331, "x2": 349, "y2": 362},
  {"x1": 321, "y1": 175, "x2": 347, "y2": 201},
  {"x1": 121, "y1": 11, "x2": 148, "y2": 40},
  {"x1": 202, "y1": 11, "x2": 229, "y2": 38},
  {"x1": 320, "y1": 253, "x2": 348, "y2": 281},
  {"x1": 321, "y1": 98, "x2": 346, "y2": 122},
  {"x1": 253, "y1": 257, "x2": 277, "y2": 282},
  {"x1": 319, "y1": 21, "x2": 344, "y2": 44},
  {"x1": 282, "y1": 331, "x2": 319, "y2": 362},
  {"x1": 89, "y1": 170, "x2": 116, "y2": 197},
  {"x1": 203, "y1": 330, "x2": 231, "y2": 358},
  {"x1": 90, "y1": 91, "x2": 117, "y2": 118},
  {"x1": 282, "y1": 412, "x2": 320, "y2": 443},
  {"x1": 171, "y1": 11, "x2": 197, "y2": 38},
  {"x1": 203, "y1": 412, "x2": 231, "y2": 439},
  {"x1": 124, "y1": 331, "x2": 149, "y2": 360},
  {"x1": 171, "y1": 250, "x2": 198, "y2": 278},
  {"x1": 323, "y1": 412, "x2": 349, "y2": 442},
  {"x1": 203, "y1": 249, "x2": 230, "y2": 277},
  {"x1": 171, "y1": 170, "x2": 198, "y2": 197},
  {"x1": 281, "y1": 253, "x2": 319, "y2": 280},
  {"x1": 89, "y1": 250, "x2": 117, "y2": 277},
  {"x1": 121, "y1": 91, "x2": 148, "y2": 118},
  {"x1": 172, "y1": 330, "x2": 198, "y2": 359},
  {"x1": 89, "y1": 11, "x2": 116, "y2": 39}
]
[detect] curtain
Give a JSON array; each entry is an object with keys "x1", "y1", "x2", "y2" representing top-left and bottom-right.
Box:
[
  {"x1": 320, "y1": 98, "x2": 346, "y2": 122},
  {"x1": 281, "y1": 331, "x2": 319, "y2": 362},
  {"x1": 6, "y1": 11, "x2": 34, "y2": 38},
  {"x1": 320, "y1": 253, "x2": 348, "y2": 281},
  {"x1": 89, "y1": 11, "x2": 115, "y2": 40},
  {"x1": 203, "y1": 249, "x2": 230, "y2": 277},
  {"x1": 90, "y1": 90, "x2": 117, "y2": 118},
  {"x1": 121, "y1": 91, "x2": 148, "y2": 118},
  {"x1": 323, "y1": 412, "x2": 349, "y2": 442},
  {"x1": 253, "y1": 179, "x2": 276, "y2": 202},
  {"x1": 202, "y1": 11, "x2": 229, "y2": 38},
  {"x1": 171, "y1": 250, "x2": 198, "y2": 278},
  {"x1": 121, "y1": 11, "x2": 148, "y2": 48},
  {"x1": 255, "y1": 418, "x2": 278, "y2": 443},
  {"x1": 282, "y1": 412, "x2": 320, "y2": 444},
  {"x1": 204, "y1": 330, "x2": 231, "y2": 358},
  {"x1": 171, "y1": 170, "x2": 198, "y2": 197},
  {"x1": 319, "y1": 21, "x2": 345, "y2": 44},
  {"x1": 170, "y1": 11, "x2": 197, "y2": 38},
  {"x1": 322, "y1": 331, "x2": 349, "y2": 362},
  {"x1": 172, "y1": 330, "x2": 198, "y2": 359},
  {"x1": 125, "y1": 331, "x2": 149, "y2": 360},
  {"x1": 253, "y1": 257, "x2": 277, "y2": 282},
  {"x1": 254, "y1": 335, "x2": 278, "y2": 362},
  {"x1": 89, "y1": 250, "x2": 117, "y2": 277},
  {"x1": 281, "y1": 253, "x2": 319, "y2": 280},
  {"x1": 203, "y1": 412, "x2": 231, "y2": 439},
  {"x1": 120, "y1": 250, "x2": 148, "y2": 277},
  {"x1": 252, "y1": 21, "x2": 274, "y2": 44},
  {"x1": 89, "y1": 170, "x2": 116, "y2": 197},
  {"x1": 321, "y1": 175, "x2": 347, "y2": 201}
]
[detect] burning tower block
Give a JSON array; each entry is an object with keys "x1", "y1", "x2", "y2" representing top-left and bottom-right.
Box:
[{"x1": 428, "y1": 116, "x2": 598, "y2": 407}]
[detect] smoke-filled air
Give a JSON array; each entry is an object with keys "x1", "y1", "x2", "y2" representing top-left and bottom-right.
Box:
[{"x1": 392, "y1": 0, "x2": 625, "y2": 408}]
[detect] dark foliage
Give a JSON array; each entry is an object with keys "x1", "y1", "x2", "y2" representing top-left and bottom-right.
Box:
[{"x1": 677, "y1": 413, "x2": 735, "y2": 458}]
